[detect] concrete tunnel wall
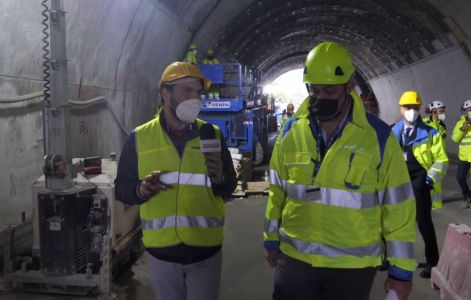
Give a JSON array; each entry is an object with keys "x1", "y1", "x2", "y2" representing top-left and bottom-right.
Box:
[
  {"x1": 0, "y1": 0, "x2": 471, "y2": 224},
  {"x1": 371, "y1": 45, "x2": 471, "y2": 156},
  {"x1": 0, "y1": 0, "x2": 206, "y2": 224}
]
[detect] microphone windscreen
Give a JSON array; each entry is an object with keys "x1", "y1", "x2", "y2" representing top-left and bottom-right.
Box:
[
  {"x1": 199, "y1": 123, "x2": 216, "y2": 140},
  {"x1": 199, "y1": 123, "x2": 221, "y2": 153}
]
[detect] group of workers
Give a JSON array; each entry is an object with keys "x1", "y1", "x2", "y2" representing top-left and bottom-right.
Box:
[
  {"x1": 114, "y1": 40, "x2": 471, "y2": 300},
  {"x1": 185, "y1": 43, "x2": 220, "y2": 99},
  {"x1": 185, "y1": 43, "x2": 220, "y2": 65}
]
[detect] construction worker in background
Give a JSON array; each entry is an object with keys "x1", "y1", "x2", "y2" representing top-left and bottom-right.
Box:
[
  {"x1": 423, "y1": 101, "x2": 447, "y2": 139},
  {"x1": 392, "y1": 91, "x2": 448, "y2": 278},
  {"x1": 185, "y1": 43, "x2": 198, "y2": 64},
  {"x1": 451, "y1": 99, "x2": 471, "y2": 209},
  {"x1": 203, "y1": 48, "x2": 221, "y2": 99},
  {"x1": 203, "y1": 48, "x2": 220, "y2": 64},
  {"x1": 280, "y1": 103, "x2": 294, "y2": 128},
  {"x1": 115, "y1": 61, "x2": 237, "y2": 300},
  {"x1": 264, "y1": 41, "x2": 416, "y2": 300}
]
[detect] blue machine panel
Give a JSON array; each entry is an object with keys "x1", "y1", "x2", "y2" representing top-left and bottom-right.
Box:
[
  {"x1": 201, "y1": 99, "x2": 244, "y2": 112},
  {"x1": 198, "y1": 64, "x2": 225, "y2": 84}
]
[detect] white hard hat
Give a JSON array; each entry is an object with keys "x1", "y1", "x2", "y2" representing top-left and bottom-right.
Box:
[
  {"x1": 462, "y1": 99, "x2": 471, "y2": 110},
  {"x1": 429, "y1": 100, "x2": 445, "y2": 110}
]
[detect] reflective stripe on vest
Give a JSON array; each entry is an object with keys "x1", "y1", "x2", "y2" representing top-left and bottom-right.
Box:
[
  {"x1": 379, "y1": 183, "x2": 415, "y2": 205},
  {"x1": 285, "y1": 183, "x2": 378, "y2": 209},
  {"x1": 269, "y1": 169, "x2": 286, "y2": 188},
  {"x1": 280, "y1": 229, "x2": 383, "y2": 258},
  {"x1": 142, "y1": 215, "x2": 224, "y2": 230},
  {"x1": 386, "y1": 240, "x2": 415, "y2": 259},
  {"x1": 264, "y1": 219, "x2": 280, "y2": 233},
  {"x1": 159, "y1": 171, "x2": 212, "y2": 187}
]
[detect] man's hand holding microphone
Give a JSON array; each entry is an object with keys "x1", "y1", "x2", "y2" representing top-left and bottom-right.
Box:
[{"x1": 200, "y1": 123, "x2": 224, "y2": 185}]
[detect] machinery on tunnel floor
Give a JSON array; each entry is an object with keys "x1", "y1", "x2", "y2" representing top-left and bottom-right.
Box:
[
  {"x1": 197, "y1": 63, "x2": 269, "y2": 165},
  {"x1": 3, "y1": 158, "x2": 141, "y2": 296},
  {"x1": 2, "y1": 0, "x2": 141, "y2": 297}
]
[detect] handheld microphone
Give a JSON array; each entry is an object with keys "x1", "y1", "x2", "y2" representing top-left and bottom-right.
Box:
[{"x1": 199, "y1": 123, "x2": 221, "y2": 153}]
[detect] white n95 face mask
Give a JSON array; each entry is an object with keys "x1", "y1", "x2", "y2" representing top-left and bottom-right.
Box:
[
  {"x1": 404, "y1": 109, "x2": 419, "y2": 123},
  {"x1": 176, "y1": 98, "x2": 202, "y2": 123},
  {"x1": 437, "y1": 113, "x2": 446, "y2": 121}
]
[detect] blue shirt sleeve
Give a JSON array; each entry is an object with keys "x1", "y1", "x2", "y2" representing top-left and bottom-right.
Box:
[
  {"x1": 210, "y1": 135, "x2": 238, "y2": 198},
  {"x1": 114, "y1": 131, "x2": 146, "y2": 205},
  {"x1": 388, "y1": 265, "x2": 413, "y2": 281},
  {"x1": 263, "y1": 241, "x2": 280, "y2": 251}
]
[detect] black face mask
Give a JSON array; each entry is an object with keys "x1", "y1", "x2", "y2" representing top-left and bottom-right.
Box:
[{"x1": 310, "y1": 87, "x2": 346, "y2": 122}]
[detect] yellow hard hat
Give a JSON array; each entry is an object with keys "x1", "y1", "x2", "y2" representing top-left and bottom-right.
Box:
[
  {"x1": 287, "y1": 103, "x2": 294, "y2": 110},
  {"x1": 159, "y1": 62, "x2": 211, "y2": 90},
  {"x1": 399, "y1": 91, "x2": 422, "y2": 106},
  {"x1": 189, "y1": 43, "x2": 197, "y2": 50},
  {"x1": 207, "y1": 48, "x2": 215, "y2": 56},
  {"x1": 303, "y1": 42, "x2": 355, "y2": 85}
]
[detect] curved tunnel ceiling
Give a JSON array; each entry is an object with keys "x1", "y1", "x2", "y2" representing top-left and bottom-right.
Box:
[{"x1": 211, "y1": 0, "x2": 454, "y2": 83}]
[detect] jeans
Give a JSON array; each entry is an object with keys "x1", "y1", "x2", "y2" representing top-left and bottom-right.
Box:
[{"x1": 456, "y1": 160, "x2": 471, "y2": 197}]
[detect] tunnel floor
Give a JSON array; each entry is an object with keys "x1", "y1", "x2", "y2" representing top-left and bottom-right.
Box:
[{"x1": 1, "y1": 162, "x2": 470, "y2": 300}]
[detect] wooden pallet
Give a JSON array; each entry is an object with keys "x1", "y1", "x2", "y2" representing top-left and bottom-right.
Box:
[{"x1": 231, "y1": 180, "x2": 269, "y2": 197}]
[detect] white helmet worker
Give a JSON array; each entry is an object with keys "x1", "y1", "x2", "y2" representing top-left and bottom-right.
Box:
[
  {"x1": 462, "y1": 99, "x2": 471, "y2": 111},
  {"x1": 429, "y1": 100, "x2": 445, "y2": 111}
]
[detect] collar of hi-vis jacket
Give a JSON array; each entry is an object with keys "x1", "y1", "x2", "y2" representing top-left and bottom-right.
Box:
[
  {"x1": 296, "y1": 91, "x2": 368, "y2": 130},
  {"x1": 393, "y1": 117, "x2": 436, "y2": 146}
]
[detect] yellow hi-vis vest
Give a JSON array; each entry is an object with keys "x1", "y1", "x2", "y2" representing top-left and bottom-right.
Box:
[
  {"x1": 423, "y1": 117, "x2": 447, "y2": 139},
  {"x1": 135, "y1": 116, "x2": 225, "y2": 248},
  {"x1": 393, "y1": 120, "x2": 448, "y2": 209},
  {"x1": 452, "y1": 115, "x2": 471, "y2": 162},
  {"x1": 264, "y1": 93, "x2": 416, "y2": 272}
]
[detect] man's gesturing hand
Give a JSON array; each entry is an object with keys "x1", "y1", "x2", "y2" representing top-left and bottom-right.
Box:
[{"x1": 138, "y1": 171, "x2": 168, "y2": 199}]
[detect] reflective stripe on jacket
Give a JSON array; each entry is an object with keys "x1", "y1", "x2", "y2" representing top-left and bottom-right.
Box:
[
  {"x1": 392, "y1": 118, "x2": 449, "y2": 209},
  {"x1": 452, "y1": 115, "x2": 471, "y2": 162},
  {"x1": 136, "y1": 116, "x2": 225, "y2": 247},
  {"x1": 264, "y1": 93, "x2": 416, "y2": 271}
]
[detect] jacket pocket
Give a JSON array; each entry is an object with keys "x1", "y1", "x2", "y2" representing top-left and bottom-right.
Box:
[
  {"x1": 284, "y1": 152, "x2": 314, "y2": 182},
  {"x1": 344, "y1": 151, "x2": 370, "y2": 190}
]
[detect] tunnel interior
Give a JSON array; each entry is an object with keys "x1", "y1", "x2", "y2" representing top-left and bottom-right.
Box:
[
  {"x1": 210, "y1": 0, "x2": 454, "y2": 84},
  {"x1": 1, "y1": 0, "x2": 471, "y2": 225}
]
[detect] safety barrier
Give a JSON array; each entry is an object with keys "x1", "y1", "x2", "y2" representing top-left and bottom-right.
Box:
[{"x1": 431, "y1": 223, "x2": 471, "y2": 300}]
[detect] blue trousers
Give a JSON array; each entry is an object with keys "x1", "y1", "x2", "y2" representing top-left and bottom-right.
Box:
[
  {"x1": 273, "y1": 252, "x2": 376, "y2": 300},
  {"x1": 456, "y1": 160, "x2": 471, "y2": 197}
]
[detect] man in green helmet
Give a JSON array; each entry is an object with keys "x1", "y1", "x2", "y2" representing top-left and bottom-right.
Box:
[{"x1": 263, "y1": 42, "x2": 416, "y2": 300}]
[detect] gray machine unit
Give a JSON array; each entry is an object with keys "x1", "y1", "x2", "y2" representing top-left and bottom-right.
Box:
[{"x1": 3, "y1": 159, "x2": 141, "y2": 296}]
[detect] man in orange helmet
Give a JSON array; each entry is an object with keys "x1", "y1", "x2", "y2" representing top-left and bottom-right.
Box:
[{"x1": 115, "y1": 62, "x2": 236, "y2": 300}]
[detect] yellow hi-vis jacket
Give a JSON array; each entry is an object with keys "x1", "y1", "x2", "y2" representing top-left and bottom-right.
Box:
[
  {"x1": 264, "y1": 93, "x2": 416, "y2": 272},
  {"x1": 185, "y1": 51, "x2": 197, "y2": 64},
  {"x1": 392, "y1": 119, "x2": 449, "y2": 209},
  {"x1": 135, "y1": 116, "x2": 225, "y2": 248},
  {"x1": 452, "y1": 115, "x2": 471, "y2": 162},
  {"x1": 423, "y1": 117, "x2": 447, "y2": 139},
  {"x1": 203, "y1": 58, "x2": 220, "y2": 64}
]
